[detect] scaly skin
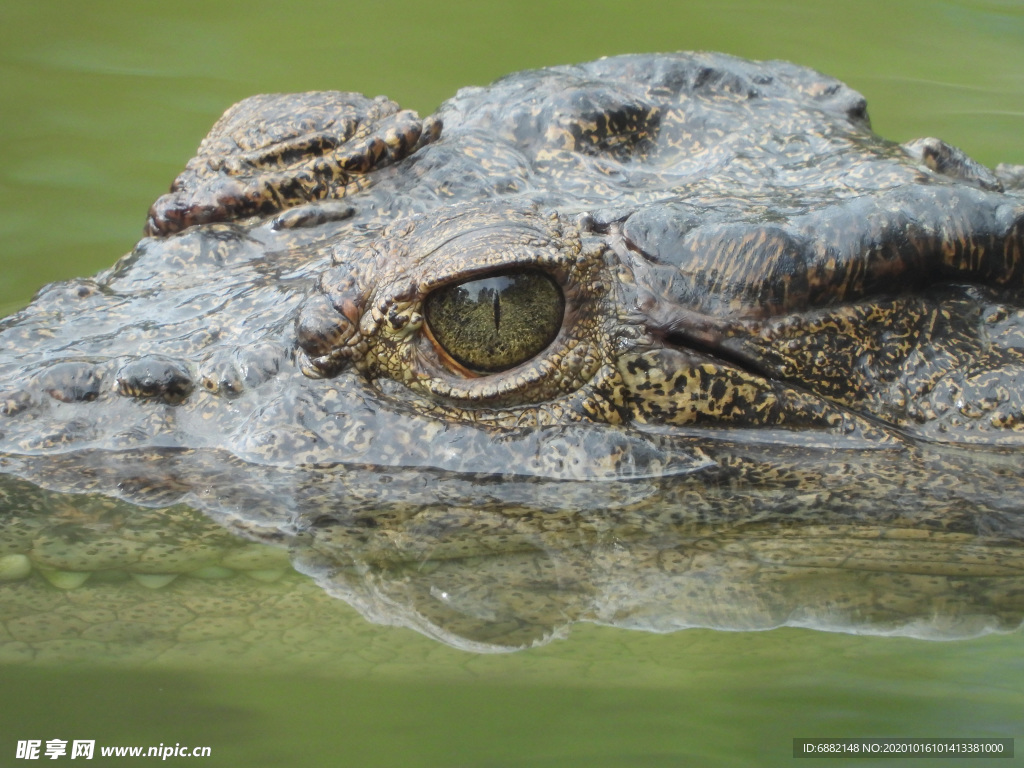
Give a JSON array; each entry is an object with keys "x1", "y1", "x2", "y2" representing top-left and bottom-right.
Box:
[{"x1": 1, "y1": 53, "x2": 1023, "y2": 655}]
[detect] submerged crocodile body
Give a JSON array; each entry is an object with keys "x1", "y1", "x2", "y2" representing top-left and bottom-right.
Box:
[{"x1": 2, "y1": 53, "x2": 1024, "y2": 654}]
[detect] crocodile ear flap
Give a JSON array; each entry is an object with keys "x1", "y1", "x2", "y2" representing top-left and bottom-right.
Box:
[{"x1": 144, "y1": 92, "x2": 442, "y2": 237}]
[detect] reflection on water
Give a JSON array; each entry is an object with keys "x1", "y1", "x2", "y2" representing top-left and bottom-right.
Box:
[
  {"x1": 2, "y1": 460, "x2": 1022, "y2": 763},
  {"x1": 2, "y1": 434, "x2": 1023, "y2": 663}
]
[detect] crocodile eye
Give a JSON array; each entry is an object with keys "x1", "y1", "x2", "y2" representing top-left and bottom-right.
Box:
[{"x1": 423, "y1": 270, "x2": 564, "y2": 373}]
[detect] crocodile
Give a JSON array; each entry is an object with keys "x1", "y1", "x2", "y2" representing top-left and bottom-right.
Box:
[{"x1": 2, "y1": 53, "x2": 1024, "y2": 656}]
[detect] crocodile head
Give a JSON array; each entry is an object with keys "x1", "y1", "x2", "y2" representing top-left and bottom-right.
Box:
[
  {"x1": 1, "y1": 53, "x2": 1023, "y2": 651},
  {"x1": 3, "y1": 53, "x2": 1023, "y2": 470}
]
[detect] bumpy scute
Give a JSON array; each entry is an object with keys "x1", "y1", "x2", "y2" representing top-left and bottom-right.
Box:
[{"x1": 145, "y1": 92, "x2": 441, "y2": 236}]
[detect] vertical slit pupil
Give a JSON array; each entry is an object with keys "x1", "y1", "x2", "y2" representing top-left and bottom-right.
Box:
[{"x1": 423, "y1": 269, "x2": 565, "y2": 373}]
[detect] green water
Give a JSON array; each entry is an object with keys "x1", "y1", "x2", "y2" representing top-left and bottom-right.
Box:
[
  {"x1": 1, "y1": 626, "x2": 1021, "y2": 767},
  {"x1": 1, "y1": 0, "x2": 1023, "y2": 765}
]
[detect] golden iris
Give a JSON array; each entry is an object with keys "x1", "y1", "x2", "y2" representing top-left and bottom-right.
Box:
[{"x1": 424, "y1": 270, "x2": 564, "y2": 373}]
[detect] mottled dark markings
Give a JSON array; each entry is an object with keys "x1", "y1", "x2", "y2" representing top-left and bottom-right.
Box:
[{"x1": 0, "y1": 55, "x2": 1023, "y2": 651}]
